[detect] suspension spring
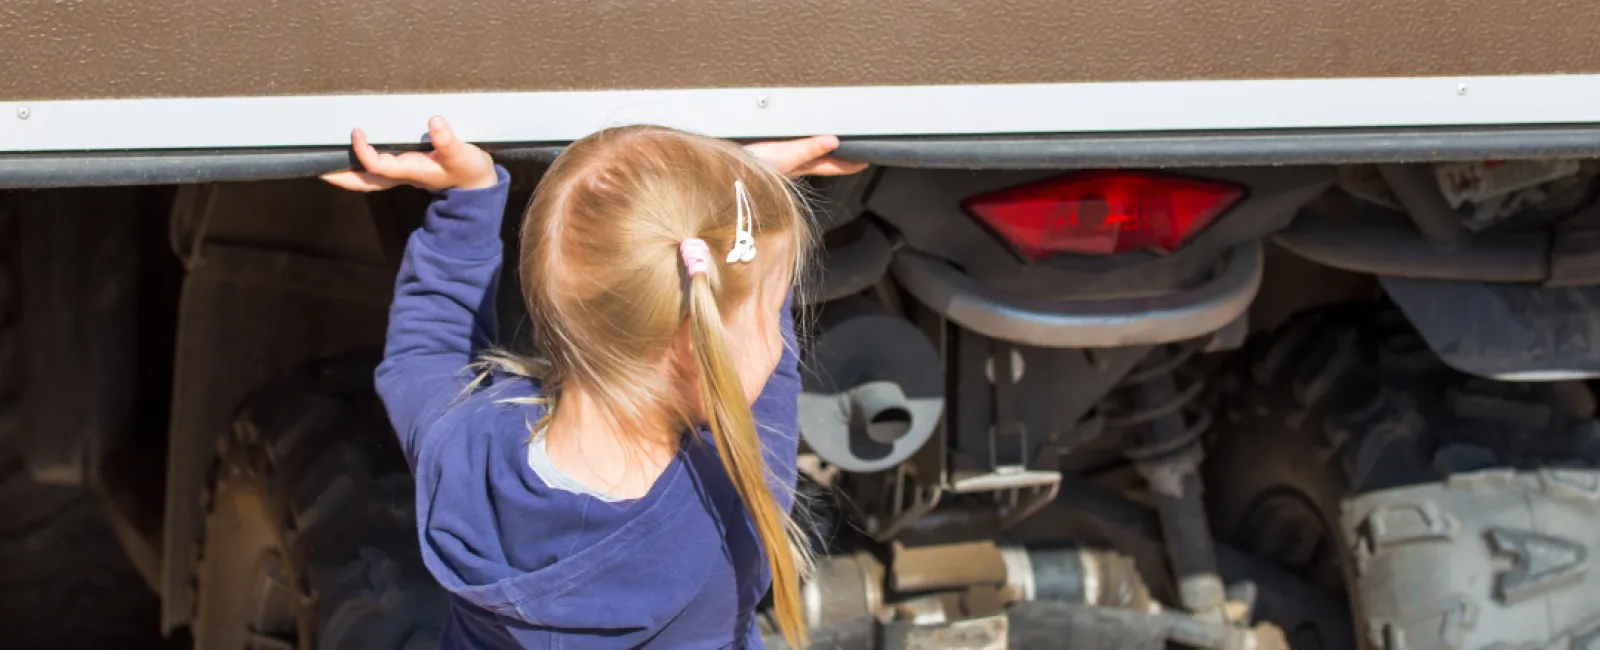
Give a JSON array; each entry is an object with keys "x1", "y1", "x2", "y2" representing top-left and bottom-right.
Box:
[
  {"x1": 1106, "y1": 340, "x2": 1226, "y2": 621},
  {"x1": 1106, "y1": 340, "x2": 1212, "y2": 453}
]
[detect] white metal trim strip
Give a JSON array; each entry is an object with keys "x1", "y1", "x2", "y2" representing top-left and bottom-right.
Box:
[{"x1": 6, "y1": 75, "x2": 1600, "y2": 153}]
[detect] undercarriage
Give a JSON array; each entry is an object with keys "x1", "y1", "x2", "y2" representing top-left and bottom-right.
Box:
[{"x1": 6, "y1": 156, "x2": 1600, "y2": 649}]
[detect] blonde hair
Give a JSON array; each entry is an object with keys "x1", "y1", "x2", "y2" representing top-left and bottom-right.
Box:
[{"x1": 487, "y1": 125, "x2": 813, "y2": 647}]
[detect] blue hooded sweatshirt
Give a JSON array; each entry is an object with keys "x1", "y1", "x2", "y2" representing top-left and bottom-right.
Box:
[{"x1": 374, "y1": 166, "x2": 799, "y2": 649}]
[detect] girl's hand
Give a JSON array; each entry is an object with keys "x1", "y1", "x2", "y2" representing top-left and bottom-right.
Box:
[
  {"x1": 322, "y1": 116, "x2": 498, "y2": 193},
  {"x1": 744, "y1": 136, "x2": 868, "y2": 178}
]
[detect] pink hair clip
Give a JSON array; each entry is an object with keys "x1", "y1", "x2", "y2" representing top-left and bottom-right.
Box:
[{"x1": 681, "y1": 238, "x2": 711, "y2": 277}]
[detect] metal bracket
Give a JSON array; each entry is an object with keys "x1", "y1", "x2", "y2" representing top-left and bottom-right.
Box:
[
  {"x1": 950, "y1": 467, "x2": 1062, "y2": 531},
  {"x1": 870, "y1": 464, "x2": 945, "y2": 542}
]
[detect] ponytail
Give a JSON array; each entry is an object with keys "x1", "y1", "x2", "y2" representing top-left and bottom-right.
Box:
[{"x1": 685, "y1": 272, "x2": 808, "y2": 649}]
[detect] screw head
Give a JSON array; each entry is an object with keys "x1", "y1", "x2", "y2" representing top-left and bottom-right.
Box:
[
  {"x1": 15, "y1": 107, "x2": 28, "y2": 120},
  {"x1": 756, "y1": 96, "x2": 770, "y2": 109},
  {"x1": 1457, "y1": 83, "x2": 1468, "y2": 96}
]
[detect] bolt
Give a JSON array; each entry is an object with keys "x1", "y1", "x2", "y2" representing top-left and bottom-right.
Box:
[
  {"x1": 1457, "y1": 83, "x2": 1468, "y2": 96},
  {"x1": 15, "y1": 107, "x2": 28, "y2": 120},
  {"x1": 756, "y1": 95, "x2": 770, "y2": 109}
]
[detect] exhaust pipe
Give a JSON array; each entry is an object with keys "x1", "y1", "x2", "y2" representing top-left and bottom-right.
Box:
[
  {"x1": 800, "y1": 544, "x2": 1152, "y2": 628},
  {"x1": 800, "y1": 545, "x2": 1281, "y2": 650},
  {"x1": 798, "y1": 297, "x2": 944, "y2": 473}
]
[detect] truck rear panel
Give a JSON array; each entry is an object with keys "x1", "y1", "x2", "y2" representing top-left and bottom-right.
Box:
[{"x1": 6, "y1": 0, "x2": 1600, "y2": 153}]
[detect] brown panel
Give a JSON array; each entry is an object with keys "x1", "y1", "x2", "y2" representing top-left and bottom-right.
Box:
[{"x1": 5, "y1": 2, "x2": 1598, "y2": 102}]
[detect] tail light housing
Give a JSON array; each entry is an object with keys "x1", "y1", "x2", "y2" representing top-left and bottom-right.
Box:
[{"x1": 961, "y1": 171, "x2": 1244, "y2": 261}]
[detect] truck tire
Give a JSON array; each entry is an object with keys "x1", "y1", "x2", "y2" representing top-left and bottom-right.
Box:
[
  {"x1": 1205, "y1": 304, "x2": 1600, "y2": 650},
  {"x1": 191, "y1": 354, "x2": 447, "y2": 650}
]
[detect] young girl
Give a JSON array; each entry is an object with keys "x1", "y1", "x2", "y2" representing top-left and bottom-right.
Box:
[{"x1": 322, "y1": 118, "x2": 864, "y2": 649}]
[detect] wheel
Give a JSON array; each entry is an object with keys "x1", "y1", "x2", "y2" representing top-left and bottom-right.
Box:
[
  {"x1": 191, "y1": 354, "x2": 448, "y2": 650},
  {"x1": 1206, "y1": 303, "x2": 1600, "y2": 650}
]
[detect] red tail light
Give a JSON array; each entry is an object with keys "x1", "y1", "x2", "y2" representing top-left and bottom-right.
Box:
[{"x1": 961, "y1": 171, "x2": 1244, "y2": 261}]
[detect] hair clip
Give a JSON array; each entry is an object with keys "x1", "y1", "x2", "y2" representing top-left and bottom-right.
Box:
[{"x1": 726, "y1": 180, "x2": 757, "y2": 264}]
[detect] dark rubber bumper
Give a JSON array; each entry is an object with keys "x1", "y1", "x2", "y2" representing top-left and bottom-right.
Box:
[{"x1": 891, "y1": 243, "x2": 1261, "y2": 348}]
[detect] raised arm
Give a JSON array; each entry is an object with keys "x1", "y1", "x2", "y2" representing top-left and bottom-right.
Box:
[
  {"x1": 375, "y1": 173, "x2": 509, "y2": 461},
  {"x1": 323, "y1": 117, "x2": 505, "y2": 464}
]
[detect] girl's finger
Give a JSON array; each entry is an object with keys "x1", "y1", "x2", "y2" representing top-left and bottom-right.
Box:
[
  {"x1": 350, "y1": 128, "x2": 402, "y2": 177},
  {"x1": 427, "y1": 116, "x2": 461, "y2": 158},
  {"x1": 789, "y1": 135, "x2": 842, "y2": 161},
  {"x1": 320, "y1": 170, "x2": 397, "y2": 192},
  {"x1": 796, "y1": 157, "x2": 869, "y2": 177},
  {"x1": 745, "y1": 136, "x2": 847, "y2": 177}
]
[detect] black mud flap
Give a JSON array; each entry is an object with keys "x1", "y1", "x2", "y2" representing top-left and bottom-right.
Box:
[{"x1": 1380, "y1": 276, "x2": 1600, "y2": 381}]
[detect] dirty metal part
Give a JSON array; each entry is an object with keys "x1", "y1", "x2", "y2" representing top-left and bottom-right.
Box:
[
  {"x1": 1272, "y1": 200, "x2": 1551, "y2": 283},
  {"x1": 987, "y1": 339, "x2": 1030, "y2": 469},
  {"x1": 1381, "y1": 275, "x2": 1600, "y2": 381},
  {"x1": 800, "y1": 296, "x2": 945, "y2": 473},
  {"x1": 1222, "y1": 582, "x2": 1257, "y2": 626},
  {"x1": 1007, "y1": 601, "x2": 1166, "y2": 650},
  {"x1": 892, "y1": 595, "x2": 956, "y2": 625},
  {"x1": 944, "y1": 329, "x2": 1149, "y2": 478},
  {"x1": 998, "y1": 546, "x2": 1035, "y2": 603},
  {"x1": 1017, "y1": 474, "x2": 1358, "y2": 650},
  {"x1": 937, "y1": 337, "x2": 1065, "y2": 532},
  {"x1": 1016, "y1": 546, "x2": 1154, "y2": 613},
  {"x1": 804, "y1": 219, "x2": 894, "y2": 307},
  {"x1": 948, "y1": 468, "x2": 1062, "y2": 531},
  {"x1": 1010, "y1": 601, "x2": 1294, "y2": 650},
  {"x1": 863, "y1": 297, "x2": 1059, "y2": 542},
  {"x1": 866, "y1": 431, "x2": 1059, "y2": 542},
  {"x1": 869, "y1": 464, "x2": 946, "y2": 542},
  {"x1": 878, "y1": 601, "x2": 1286, "y2": 650},
  {"x1": 881, "y1": 612, "x2": 1008, "y2": 650},
  {"x1": 892, "y1": 243, "x2": 1262, "y2": 348},
  {"x1": 803, "y1": 541, "x2": 1260, "y2": 649},
  {"x1": 893, "y1": 542, "x2": 1155, "y2": 612},
  {"x1": 1376, "y1": 164, "x2": 1471, "y2": 247},
  {"x1": 802, "y1": 552, "x2": 885, "y2": 630},
  {"x1": 1109, "y1": 342, "x2": 1226, "y2": 620},
  {"x1": 1549, "y1": 223, "x2": 1600, "y2": 288},
  {"x1": 804, "y1": 544, "x2": 1155, "y2": 624},
  {"x1": 891, "y1": 541, "x2": 1009, "y2": 594},
  {"x1": 1017, "y1": 602, "x2": 1285, "y2": 650},
  {"x1": 863, "y1": 301, "x2": 949, "y2": 543}
]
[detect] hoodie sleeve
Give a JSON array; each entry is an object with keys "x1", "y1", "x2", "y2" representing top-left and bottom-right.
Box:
[
  {"x1": 754, "y1": 290, "x2": 801, "y2": 512},
  {"x1": 375, "y1": 166, "x2": 511, "y2": 466}
]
